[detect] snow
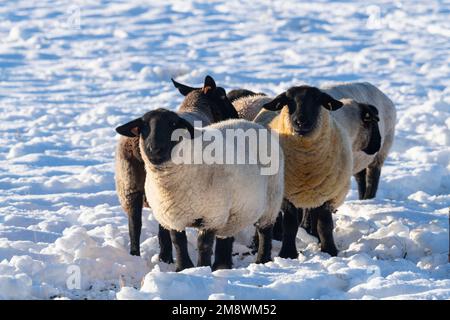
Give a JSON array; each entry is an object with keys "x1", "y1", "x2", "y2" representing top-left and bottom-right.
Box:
[{"x1": 0, "y1": 0, "x2": 449, "y2": 300}]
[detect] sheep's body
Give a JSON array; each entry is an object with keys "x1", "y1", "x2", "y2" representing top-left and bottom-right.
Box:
[
  {"x1": 115, "y1": 136, "x2": 146, "y2": 210},
  {"x1": 233, "y1": 94, "x2": 271, "y2": 121},
  {"x1": 254, "y1": 107, "x2": 352, "y2": 209},
  {"x1": 322, "y1": 83, "x2": 396, "y2": 175},
  {"x1": 142, "y1": 119, "x2": 284, "y2": 238}
]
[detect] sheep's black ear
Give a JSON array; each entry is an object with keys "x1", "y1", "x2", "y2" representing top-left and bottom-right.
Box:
[
  {"x1": 360, "y1": 103, "x2": 380, "y2": 122},
  {"x1": 116, "y1": 118, "x2": 144, "y2": 137},
  {"x1": 202, "y1": 75, "x2": 217, "y2": 94},
  {"x1": 262, "y1": 92, "x2": 289, "y2": 111},
  {"x1": 320, "y1": 92, "x2": 343, "y2": 111},
  {"x1": 171, "y1": 78, "x2": 197, "y2": 96},
  {"x1": 177, "y1": 118, "x2": 195, "y2": 139}
]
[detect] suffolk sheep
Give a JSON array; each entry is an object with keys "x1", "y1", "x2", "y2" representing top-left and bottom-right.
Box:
[
  {"x1": 232, "y1": 83, "x2": 395, "y2": 239},
  {"x1": 321, "y1": 82, "x2": 396, "y2": 200},
  {"x1": 115, "y1": 75, "x2": 238, "y2": 263},
  {"x1": 116, "y1": 109, "x2": 284, "y2": 271},
  {"x1": 254, "y1": 86, "x2": 353, "y2": 257},
  {"x1": 299, "y1": 98, "x2": 382, "y2": 237}
]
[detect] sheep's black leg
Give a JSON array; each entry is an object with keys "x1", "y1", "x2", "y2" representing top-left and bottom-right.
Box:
[
  {"x1": 255, "y1": 224, "x2": 273, "y2": 264},
  {"x1": 272, "y1": 212, "x2": 283, "y2": 241},
  {"x1": 300, "y1": 208, "x2": 311, "y2": 233},
  {"x1": 170, "y1": 229, "x2": 194, "y2": 271},
  {"x1": 212, "y1": 237, "x2": 234, "y2": 271},
  {"x1": 279, "y1": 200, "x2": 299, "y2": 259},
  {"x1": 310, "y1": 209, "x2": 319, "y2": 238},
  {"x1": 364, "y1": 166, "x2": 381, "y2": 199},
  {"x1": 158, "y1": 224, "x2": 173, "y2": 264},
  {"x1": 250, "y1": 229, "x2": 259, "y2": 254},
  {"x1": 197, "y1": 230, "x2": 215, "y2": 267},
  {"x1": 314, "y1": 203, "x2": 338, "y2": 256},
  {"x1": 354, "y1": 169, "x2": 367, "y2": 200},
  {"x1": 128, "y1": 192, "x2": 143, "y2": 256},
  {"x1": 300, "y1": 208, "x2": 318, "y2": 238},
  {"x1": 297, "y1": 208, "x2": 304, "y2": 227}
]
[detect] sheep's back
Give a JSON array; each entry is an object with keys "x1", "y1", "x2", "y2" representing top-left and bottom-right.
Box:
[{"x1": 233, "y1": 95, "x2": 272, "y2": 120}]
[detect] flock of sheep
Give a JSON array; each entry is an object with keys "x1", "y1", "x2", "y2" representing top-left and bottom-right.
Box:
[{"x1": 114, "y1": 75, "x2": 396, "y2": 272}]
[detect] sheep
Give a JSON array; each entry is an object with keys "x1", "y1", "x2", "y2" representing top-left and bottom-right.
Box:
[
  {"x1": 299, "y1": 83, "x2": 395, "y2": 237},
  {"x1": 252, "y1": 85, "x2": 353, "y2": 257},
  {"x1": 321, "y1": 82, "x2": 396, "y2": 200},
  {"x1": 115, "y1": 108, "x2": 284, "y2": 271},
  {"x1": 232, "y1": 83, "x2": 395, "y2": 240},
  {"x1": 115, "y1": 75, "x2": 239, "y2": 265},
  {"x1": 298, "y1": 98, "x2": 383, "y2": 237}
]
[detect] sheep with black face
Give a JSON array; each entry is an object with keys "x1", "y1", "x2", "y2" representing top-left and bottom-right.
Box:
[
  {"x1": 115, "y1": 75, "x2": 238, "y2": 266},
  {"x1": 116, "y1": 109, "x2": 284, "y2": 271},
  {"x1": 321, "y1": 82, "x2": 396, "y2": 200},
  {"x1": 254, "y1": 86, "x2": 353, "y2": 257},
  {"x1": 232, "y1": 83, "x2": 395, "y2": 252}
]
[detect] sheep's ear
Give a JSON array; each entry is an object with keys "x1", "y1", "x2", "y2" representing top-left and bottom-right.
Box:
[
  {"x1": 320, "y1": 93, "x2": 343, "y2": 111},
  {"x1": 262, "y1": 92, "x2": 289, "y2": 111},
  {"x1": 177, "y1": 118, "x2": 195, "y2": 139},
  {"x1": 171, "y1": 78, "x2": 197, "y2": 96},
  {"x1": 363, "y1": 104, "x2": 380, "y2": 122},
  {"x1": 202, "y1": 75, "x2": 217, "y2": 94},
  {"x1": 116, "y1": 118, "x2": 143, "y2": 137}
]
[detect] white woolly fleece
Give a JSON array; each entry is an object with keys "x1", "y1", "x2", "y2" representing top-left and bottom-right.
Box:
[{"x1": 141, "y1": 119, "x2": 285, "y2": 237}]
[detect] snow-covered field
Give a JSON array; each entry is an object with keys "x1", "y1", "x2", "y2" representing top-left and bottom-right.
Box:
[{"x1": 0, "y1": 0, "x2": 449, "y2": 300}]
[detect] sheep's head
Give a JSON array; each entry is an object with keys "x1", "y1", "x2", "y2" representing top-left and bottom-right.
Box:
[
  {"x1": 359, "y1": 103, "x2": 381, "y2": 155},
  {"x1": 172, "y1": 75, "x2": 239, "y2": 122},
  {"x1": 262, "y1": 86, "x2": 343, "y2": 136},
  {"x1": 116, "y1": 109, "x2": 194, "y2": 165},
  {"x1": 226, "y1": 89, "x2": 266, "y2": 102}
]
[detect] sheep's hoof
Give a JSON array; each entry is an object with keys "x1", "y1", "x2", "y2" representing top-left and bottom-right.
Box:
[
  {"x1": 175, "y1": 261, "x2": 195, "y2": 272},
  {"x1": 321, "y1": 245, "x2": 338, "y2": 257},
  {"x1": 278, "y1": 247, "x2": 299, "y2": 260},
  {"x1": 255, "y1": 256, "x2": 272, "y2": 264},
  {"x1": 159, "y1": 253, "x2": 174, "y2": 264},
  {"x1": 212, "y1": 262, "x2": 232, "y2": 271},
  {"x1": 130, "y1": 249, "x2": 140, "y2": 256}
]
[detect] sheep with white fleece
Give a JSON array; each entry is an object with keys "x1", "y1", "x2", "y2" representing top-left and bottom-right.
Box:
[
  {"x1": 116, "y1": 108, "x2": 284, "y2": 271},
  {"x1": 322, "y1": 82, "x2": 396, "y2": 200},
  {"x1": 115, "y1": 75, "x2": 239, "y2": 267}
]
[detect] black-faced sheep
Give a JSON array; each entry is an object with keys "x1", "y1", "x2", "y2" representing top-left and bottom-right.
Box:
[
  {"x1": 115, "y1": 75, "x2": 238, "y2": 265},
  {"x1": 254, "y1": 86, "x2": 353, "y2": 257},
  {"x1": 116, "y1": 109, "x2": 284, "y2": 271},
  {"x1": 232, "y1": 83, "x2": 395, "y2": 247},
  {"x1": 321, "y1": 82, "x2": 396, "y2": 200}
]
